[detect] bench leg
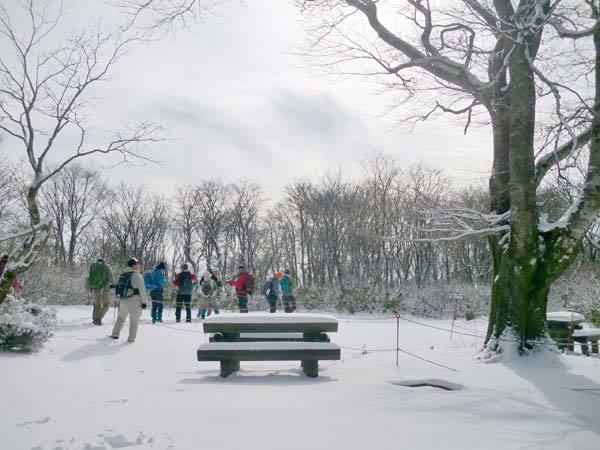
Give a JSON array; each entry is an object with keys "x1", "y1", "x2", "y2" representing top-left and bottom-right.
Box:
[
  {"x1": 302, "y1": 360, "x2": 318, "y2": 377},
  {"x1": 592, "y1": 340, "x2": 599, "y2": 354},
  {"x1": 233, "y1": 360, "x2": 240, "y2": 372},
  {"x1": 581, "y1": 341, "x2": 590, "y2": 356},
  {"x1": 220, "y1": 360, "x2": 237, "y2": 377}
]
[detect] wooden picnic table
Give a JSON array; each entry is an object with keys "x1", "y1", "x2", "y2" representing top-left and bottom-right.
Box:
[{"x1": 197, "y1": 313, "x2": 341, "y2": 377}]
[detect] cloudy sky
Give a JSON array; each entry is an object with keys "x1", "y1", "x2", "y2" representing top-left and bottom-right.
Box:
[{"x1": 2, "y1": 0, "x2": 493, "y2": 199}]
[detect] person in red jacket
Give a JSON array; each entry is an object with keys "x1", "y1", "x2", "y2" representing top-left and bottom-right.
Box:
[{"x1": 226, "y1": 265, "x2": 253, "y2": 313}]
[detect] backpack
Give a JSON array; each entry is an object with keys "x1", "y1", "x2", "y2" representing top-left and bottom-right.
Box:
[
  {"x1": 144, "y1": 270, "x2": 157, "y2": 291},
  {"x1": 261, "y1": 280, "x2": 270, "y2": 297},
  {"x1": 88, "y1": 261, "x2": 107, "y2": 290},
  {"x1": 201, "y1": 279, "x2": 214, "y2": 296},
  {"x1": 115, "y1": 272, "x2": 134, "y2": 298},
  {"x1": 178, "y1": 271, "x2": 193, "y2": 295},
  {"x1": 245, "y1": 273, "x2": 256, "y2": 294}
]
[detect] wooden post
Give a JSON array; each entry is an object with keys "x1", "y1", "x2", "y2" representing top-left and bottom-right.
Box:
[
  {"x1": 450, "y1": 300, "x2": 457, "y2": 341},
  {"x1": 395, "y1": 313, "x2": 400, "y2": 367}
]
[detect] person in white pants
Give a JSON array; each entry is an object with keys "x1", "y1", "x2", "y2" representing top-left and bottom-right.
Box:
[{"x1": 111, "y1": 258, "x2": 148, "y2": 343}]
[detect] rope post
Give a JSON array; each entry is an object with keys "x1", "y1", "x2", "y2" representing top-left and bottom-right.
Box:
[
  {"x1": 450, "y1": 300, "x2": 458, "y2": 341},
  {"x1": 396, "y1": 312, "x2": 400, "y2": 367}
]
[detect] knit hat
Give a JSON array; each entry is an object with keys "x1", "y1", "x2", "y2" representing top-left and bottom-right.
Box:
[
  {"x1": 181, "y1": 263, "x2": 189, "y2": 271},
  {"x1": 203, "y1": 271, "x2": 212, "y2": 281},
  {"x1": 238, "y1": 264, "x2": 246, "y2": 270},
  {"x1": 275, "y1": 272, "x2": 283, "y2": 280},
  {"x1": 127, "y1": 257, "x2": 139, "y2": 267},
  {"x1": 156, "y1": 261, "x2": 166, "y2": 270}
]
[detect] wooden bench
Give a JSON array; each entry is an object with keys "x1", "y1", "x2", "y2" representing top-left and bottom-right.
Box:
[{"x1": 197, "y1": 313, "x2": 341, "y2": 377}]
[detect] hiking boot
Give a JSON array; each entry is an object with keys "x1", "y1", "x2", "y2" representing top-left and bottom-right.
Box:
[
  {"x1": 186, "y1": 319, "x2": 192, "y2": 323},
  {"x1": 109, "y1": 335, "x2": 118, "y2": 339}
]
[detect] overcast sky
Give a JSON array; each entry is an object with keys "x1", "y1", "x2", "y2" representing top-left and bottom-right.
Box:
[{"x1": 2, "y1": 0, "x2": 493, "y2": 200}]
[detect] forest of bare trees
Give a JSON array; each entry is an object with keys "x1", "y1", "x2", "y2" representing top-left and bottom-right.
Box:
[{"x1": 1, "y1": 152, "x2": 597, "y2": 316}]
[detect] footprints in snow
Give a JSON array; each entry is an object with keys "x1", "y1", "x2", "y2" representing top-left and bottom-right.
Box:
[
  {"x1": 30, "y1": 431, "x2": 164, "y2": 450},
  {"x1": 17, "y1": 417, "x2": 51, "y2": 428}
]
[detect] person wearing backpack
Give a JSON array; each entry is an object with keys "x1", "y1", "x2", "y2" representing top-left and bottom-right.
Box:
[
  {"x1": 280, "y1": 269, "x2": 297, "y2": 313},
  {"x1": 172, "y1": 263, "x2": 197, "y2": 323},
  {"x1": 87, "y1": 258, "x2": 116, "y2": 326},
  {"x1": 226, "y1": 265, "x2": 255, "y2": 313},
  {"x1": 198, "y1": 271, "x2": 219, "y2": 320},
  {"x1": 262, "y1": 272, "x2": 282, "y2": 313},
  {"x1": 144, "y1": 261, "x2": 168, "y2": 324},
  {"x1": 110, "y1": 258, "x2": 148, "y2": 343}
]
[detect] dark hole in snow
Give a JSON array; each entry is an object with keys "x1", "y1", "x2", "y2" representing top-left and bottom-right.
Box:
[{"x1": 391, "y1": 379, "x2": 464, "y2": 391}]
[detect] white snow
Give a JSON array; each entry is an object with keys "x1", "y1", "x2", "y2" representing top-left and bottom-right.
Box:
[
  {"x1": 547, "y1": 311, "x2": 586, "y2": 322},
  {"x1": 573, "y1": 328, "x2": 600, "y2": 338},
  {"x1": 1, "y1": 306, "x2": 600, "y2": 450},
  {"x1": 203, "y1": 312, "x2": 339, "y2": 324}
]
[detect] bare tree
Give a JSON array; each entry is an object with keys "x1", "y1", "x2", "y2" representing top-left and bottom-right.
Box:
[
  {"x1": 0, "y1": 1, "x2": 163, "y2": 303},
  {"x1": 40, "y1": 164, "x2": 109, "y2": 265},
  {"x1": 102, "y1": 184, "x2": 170, "y2": 267},
  {"x1": 172, "y1": 185, "x2": 202, "y2": 271}
]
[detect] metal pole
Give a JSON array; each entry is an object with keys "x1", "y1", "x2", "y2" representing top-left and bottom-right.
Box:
[
  {"x1": 396, "y1": 313, "x2": 400, "y2": 367},
  {"x1": 450, "y1": 300, "x2": 457, "y2": 341}
]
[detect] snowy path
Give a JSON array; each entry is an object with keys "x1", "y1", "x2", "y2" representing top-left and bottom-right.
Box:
[{"x1": 1, "y1": 307, "x2": 599, "y2": 450}]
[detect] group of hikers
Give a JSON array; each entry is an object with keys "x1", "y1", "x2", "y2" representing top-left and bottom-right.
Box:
[{"x1": 86, "y1": 258, "x2": 297, "y2": 343}]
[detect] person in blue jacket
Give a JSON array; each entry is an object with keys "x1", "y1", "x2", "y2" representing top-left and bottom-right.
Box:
[{"x1": 144, "y1": 261, "x2": 168, "y2": 323}]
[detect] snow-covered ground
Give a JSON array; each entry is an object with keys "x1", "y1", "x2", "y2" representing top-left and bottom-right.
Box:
[{"x1": 1, "y1": 306, "x2": 599, "y2": 450}]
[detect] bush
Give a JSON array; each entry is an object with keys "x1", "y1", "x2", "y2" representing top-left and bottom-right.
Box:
[
  {"x1": 0, "y1": 295, "x2": 57, "y2": 352},
  {"x1": 19, "y1": 262, "x2": 90, "y2": 305}
]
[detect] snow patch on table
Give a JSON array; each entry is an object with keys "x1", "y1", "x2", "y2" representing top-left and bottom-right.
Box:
[
  {"x1": 546, "y1": 311, "x2": 586, "y2": 322},
  {"x1": 203, "y1": 312, "x2": 338, "y2": 324}
]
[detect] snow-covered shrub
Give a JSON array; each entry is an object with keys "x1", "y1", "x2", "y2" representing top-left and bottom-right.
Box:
[{"x1": 0, "y1": 295, "x2": 57, "y2": 352}]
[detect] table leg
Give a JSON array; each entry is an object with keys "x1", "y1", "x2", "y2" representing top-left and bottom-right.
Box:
[
  {"x1": 592, "y1": 339, "x2": 599, "y2": 354},
  {"x1": 220, "y1": 360, "x2": 236, "y2": 377},
  {"x1": 581, "y1": 341, "x2": 590, "y2": 356},
  {"x1": 302, "y1": 360, "x2": 318, "y2": 377}
]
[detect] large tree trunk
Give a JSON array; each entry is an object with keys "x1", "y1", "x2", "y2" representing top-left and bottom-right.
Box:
[{"x1": 486, "y1": 39, "x2": 548, "y2": 349}]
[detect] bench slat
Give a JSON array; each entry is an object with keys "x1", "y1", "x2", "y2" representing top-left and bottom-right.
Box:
[
  {"x1": 197, "y1": 342, "x2": 341, "y2": 362},
  {"x1": 209, "y1": 332, "x2": 330, "y2": 342}
]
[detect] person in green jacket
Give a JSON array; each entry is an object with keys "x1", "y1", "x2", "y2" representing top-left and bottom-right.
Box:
[
  {"x1": 280, "y1": 269, "x2": 297, "y2": 313},
  {"x1": 87, "y1": 258, "x2": 116, "y2": 326}
]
